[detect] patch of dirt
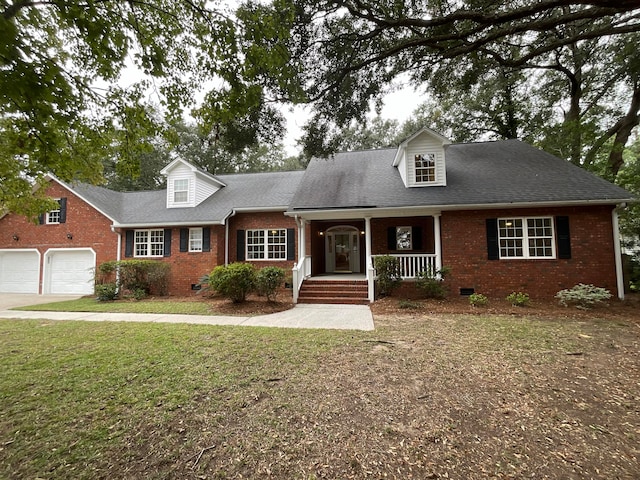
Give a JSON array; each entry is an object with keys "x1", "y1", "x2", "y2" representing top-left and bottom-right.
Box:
[
  {"x1": 205, "y1": 293, "x2": 294, "y2": 315},
  {"x1": 371, "y1": 292, "x2": 640, "y2": 324}
]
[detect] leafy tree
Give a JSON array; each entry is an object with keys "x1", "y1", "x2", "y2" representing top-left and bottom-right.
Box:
[
  {"x1": 1, "y1": 0, "x2": 284, "y2": 216},
  {"x1": 233, "y1": 0, "x2": 640, "y2": 156}
]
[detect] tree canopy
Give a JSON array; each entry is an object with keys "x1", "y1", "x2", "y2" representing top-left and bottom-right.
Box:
[{"x1": 3, "y1": 0, "x2": 640, "y2": 217}]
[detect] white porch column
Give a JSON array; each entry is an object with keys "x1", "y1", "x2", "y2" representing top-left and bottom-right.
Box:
[
  {"x1": 297, "y1": 215, "x2": 306, "y2": 263},
  {"x1": 434, "y1": 213, "x2": 442, "y2": 271},
  {"x1": 365, "y1": 216, "x2": 374, "y2": 302},
  {"x1": 612, "y1": 208, "x2": 625, "y2": 300}
]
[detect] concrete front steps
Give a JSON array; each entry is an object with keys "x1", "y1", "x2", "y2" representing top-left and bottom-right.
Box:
[{"x1": 297, "y1": 279, "x2": 369, "y2": 305}]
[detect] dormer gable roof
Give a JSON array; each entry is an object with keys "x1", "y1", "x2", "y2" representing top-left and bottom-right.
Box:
[
  {"x1": 392, "y1": 127, "x2": 451, "y2": 167},
  {"x1": 392, "y1": 127, "x2": 451, "y2": 188},
  {"x1": 160, "y1": 158, "x2": 226, "y2": 208}
]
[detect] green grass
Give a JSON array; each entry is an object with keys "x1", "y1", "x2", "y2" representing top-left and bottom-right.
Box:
[
  {"x1": 0, "y1": 319, "x2": 348, "y2": 479},
  {"x1": 15, "y1": 297, "x2": 214, "y2": 315}
]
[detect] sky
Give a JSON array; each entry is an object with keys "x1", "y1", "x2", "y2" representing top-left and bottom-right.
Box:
[{"x1": 281, "y1": 85, "x2": 426, "y2": 156}]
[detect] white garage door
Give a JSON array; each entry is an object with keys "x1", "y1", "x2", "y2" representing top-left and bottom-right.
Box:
[
  {"x1": 0, "y1": 250, "x2": 40, "y2": 294},
  {"x1": 47, "y1": 249, "x2": 95, "y2": 295}
]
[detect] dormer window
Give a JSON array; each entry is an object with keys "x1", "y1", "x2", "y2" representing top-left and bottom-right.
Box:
[
  {"x1": 415, "y1": 154, "x2": 436, "y2": 183},
  {"x1": 173, "y1": 179, "x2": 189, "y2": 203}
]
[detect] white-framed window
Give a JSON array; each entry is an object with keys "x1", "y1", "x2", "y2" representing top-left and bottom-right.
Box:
[
  {"x1": 246, "y1": 229, "x2": 287, "y2": 260},
  {"x1": 135, "y1": 229, "x2": 164, "y2": 257},
  {"x1": 415, "y1": 153, "x2": 436, "y2": 183},
  {"x1": 396, "y1": 226, "x2": 413, "y2": 250},
  {"x1": 173, "y1": 179, "x2": 189, "y2": 203},
  {"x1": 498, "y1": 217, "x2": 555, "y2": 259},
  {"x1": 189, "y1": 227, "x2": 203, "y2": 252},
  {"x1": 46, "y1": 208, "x2": 61, "y2": 224}
]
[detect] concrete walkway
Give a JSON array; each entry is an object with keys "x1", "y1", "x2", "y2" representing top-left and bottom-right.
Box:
[{"x1": 0, "y1": 294, "x2": 375, "y2": 331}]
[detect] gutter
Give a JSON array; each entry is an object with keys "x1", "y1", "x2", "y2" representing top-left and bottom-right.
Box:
[{"x1": 285, "y1": 198, "x2": 636, "y2": 219}]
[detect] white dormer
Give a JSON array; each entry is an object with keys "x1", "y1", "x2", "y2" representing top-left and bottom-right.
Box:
[
  {"x1": 160, "y1": 159, "x2": 226, "y2": 208},
  {"x1": 392, "y1": 127, "x2": 451, "y2": 188}
]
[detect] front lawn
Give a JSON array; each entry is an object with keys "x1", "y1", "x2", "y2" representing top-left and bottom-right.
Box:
[
  {"x1": 1, "y1": 312, "x2": 638, "y2": 479},
  {"x1": 15, "y1": 294, "x2": 294, "y2": 316}
]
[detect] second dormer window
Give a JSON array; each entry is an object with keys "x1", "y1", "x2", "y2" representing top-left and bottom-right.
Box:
[
  {"x1": 415, "y1": 153, "x2": 436, "y2": 183},
  {"x1": 174, "y1": 179, "x2": 189, "y2": 203}
]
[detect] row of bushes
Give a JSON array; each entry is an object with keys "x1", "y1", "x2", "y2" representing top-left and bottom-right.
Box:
[
  {"x1": 375, "y1": 255, "x2": 614, "y2": 309},
  {"x1": 199, "y1": 263, "x2": 286, "y2": 303}
]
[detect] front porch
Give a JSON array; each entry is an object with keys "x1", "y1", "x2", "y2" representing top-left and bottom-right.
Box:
[{"x1": 291, "y1": 213, "x2": 442, "y2": 303}]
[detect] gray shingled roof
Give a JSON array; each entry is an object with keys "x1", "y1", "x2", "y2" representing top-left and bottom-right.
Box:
[
  {"x1": 289, "y1": 140, "x2": 633, "y2": 211},
  {"x1": 67, "y1": 140, "x2": 633, "y2": 226},
  {"x1": 70, "y1": 170, "x2": 306, "y2": 226}
]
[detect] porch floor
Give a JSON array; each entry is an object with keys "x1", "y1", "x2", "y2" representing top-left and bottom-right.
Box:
[{"x1": 308, "y1": 274, "x2": 366, "y2": 281}]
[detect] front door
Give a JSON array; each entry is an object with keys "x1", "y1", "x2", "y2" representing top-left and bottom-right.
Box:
[{"x1": 325, "y1": 227, "x2": 360, "y2": 273}]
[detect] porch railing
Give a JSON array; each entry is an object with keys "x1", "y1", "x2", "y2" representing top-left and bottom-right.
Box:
[
  {"x1": 292, "y1": 255, "x2": 311, "y2": 303},
  {"x1": 371, "y1": 253, "x2": 438, "y2": 279}
]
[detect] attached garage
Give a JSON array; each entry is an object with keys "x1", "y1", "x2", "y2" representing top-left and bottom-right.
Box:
[
  {"x1": 44, "y1": 249, "x2": 96, "y2": 295},
  {"x1": 0, "y1": 249, "x2": 41, "y2": 293}
]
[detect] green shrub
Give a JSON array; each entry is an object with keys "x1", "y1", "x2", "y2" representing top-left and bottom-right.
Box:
[
  {"x1": 469, "y1": 293, "x2": 488, "y2": 307},
  {"x1": 94, "y1": 260, "x2": 170, "y2": 299},
  {"x1": 255, "y1": 266, "x2": 286, "y2": 302},
  {"x1": 374, "y1": 255, "x2": 402, "y2": 297},
  {"x1": 506, "y1": 291, "x2": 530, "y2": 307},
  {"x1": 555, "y1": 283, "x2": 612, "y2": 309},
  {"x1": 398, "y1": 299, "x2": 421, "y2": 309},
  {"x1": 95, "y1": 283, "x2": 118, "y2": 302},
  {"x1": 208, "y1": 262, "x2": 256, "y2": 303},
  {"x1": 415, "y1": 266, "x2": 450, "y2": 299},
  {"x1": 118, "y1": 260, "x2": 170, "y2": 296}
]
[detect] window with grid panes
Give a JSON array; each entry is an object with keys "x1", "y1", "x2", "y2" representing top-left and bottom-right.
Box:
[
  {"x1": 135, "y1": 229, "x2": 164, "y2": 257},
  {"x1": 174, "y1": 179, "x2": 189, "y2": 203},
  {"x1": 415, "y1": 153, "x2": 436, "y2": 183},
  {"x1": 498, "y1": 217, "x2": 554, "y2": 259},
  {"x1": 189, "y1": 228, "x2": 203, "y2": 252},
  {"x1": 246, "y1": 229, "x2": 286, "y2": 260}
]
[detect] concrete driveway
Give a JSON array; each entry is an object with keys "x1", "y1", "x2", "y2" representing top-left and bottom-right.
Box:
[
  {"x1": 0, "y1": 293, "x2": 81, "y2": 310},
  {"x1": 0, "y1": 294, "x2": 375, "y2": 331}
]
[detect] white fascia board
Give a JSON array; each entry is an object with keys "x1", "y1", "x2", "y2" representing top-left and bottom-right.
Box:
[
  {"x1": 286, "y1": 198, "x2": 634, "y2": 220},
  {"x1": 113, "y1": 220, "x2": 225, "y2": 229}
]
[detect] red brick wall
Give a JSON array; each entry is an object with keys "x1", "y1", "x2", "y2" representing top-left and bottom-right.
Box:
[
  {"x1": 131, "y1": 225, "x2": 225, "y2": 297},
  {"x1": 440, "y1": 206, "x2": 619, "y2": 299},
  {"x1": 0, "y1": 180, "x2": 119, "y2": 293},
  {"x1": 228, "y1": 211, "x2": 297, "y2": 273}
]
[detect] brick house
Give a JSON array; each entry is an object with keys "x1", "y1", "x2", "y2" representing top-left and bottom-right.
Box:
[{"x1": 0, "y1": 128, "x2": 634, "y2": 302}]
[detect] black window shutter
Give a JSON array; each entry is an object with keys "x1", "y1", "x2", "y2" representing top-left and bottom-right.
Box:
[
  {"x1": 413, "y1": 226, "x2": 423, "y2": 250},
  {"x1": 180, "y1": 228, "x2": 188, "y2": 252},
  {"x1": 237, "y1": 229, "x2": 245, "y2": 261},
  {"x1": 203, "y1": 227, "x2": 211, "y2": 252},
  {"x1": 556, "y1": 216, "x2": 571, "y2": 259},
  {"x1": 286, "y1": 228, "x2": 295, "y2": 260},
  {"x1": 486, "y1": 218, "x2": 499, "y2": 260},
  {"x1": 58, "y1": 198, "x2": 67, "y2": 224},
  {"x1": 125, "y1": 230, "x2": 134, "y2": 258},
  {"x1": 38, "y1": 213, "x2": 45, "y2": 225},
  {"x1": 163, "y1": 229, "x2": 172, "y2": 257},
  {"x1": 387, "y1": 227, "x2": 396, "y2": 250}
]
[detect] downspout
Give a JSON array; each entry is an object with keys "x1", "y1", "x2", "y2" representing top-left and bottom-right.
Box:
[{"x1": 612, "y1": 207, "x2": 625, "y2": 300}]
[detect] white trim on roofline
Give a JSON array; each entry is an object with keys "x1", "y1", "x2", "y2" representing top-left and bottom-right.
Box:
[
  {"x1": 160, "y1": 158, "x2": 226, "y2": 187},
  {"x1": 286, "y1": 198, "x2": 634, "y2": 220},
  {"x1": 113, "y1": 206, "x2": 290, "y2": 229}
]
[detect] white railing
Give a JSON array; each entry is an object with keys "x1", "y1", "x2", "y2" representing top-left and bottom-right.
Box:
[
  {"x1": 372, "y1": 253, "x2": 438, "y2": 279},
  {"x1": 292, "y1": 255, "x2": 311, "y2": 303}
]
